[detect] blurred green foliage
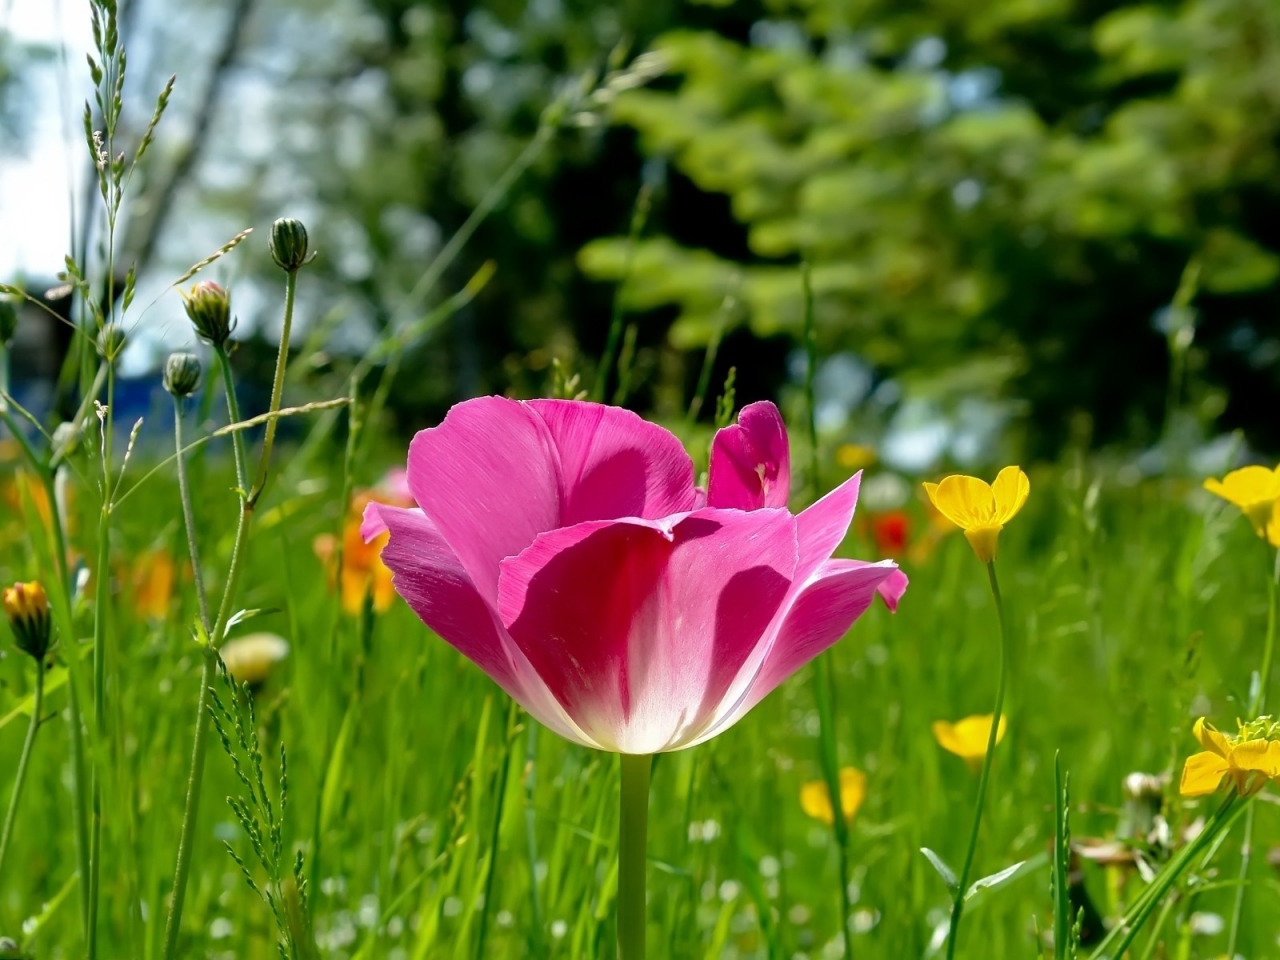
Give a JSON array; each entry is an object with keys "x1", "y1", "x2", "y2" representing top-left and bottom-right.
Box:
[{"x1": 579, "y1": 0, "x2": 1280, "y2": 454}]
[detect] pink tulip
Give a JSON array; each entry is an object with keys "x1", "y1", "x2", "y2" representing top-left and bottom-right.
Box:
[{"x1": 363, "y1": 397, "x2": 907, "y2": 754}]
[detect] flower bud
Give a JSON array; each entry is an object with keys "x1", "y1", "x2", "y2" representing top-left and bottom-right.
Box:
[
  {"x1": 0, "y1": 299, "x2": 17, "y2": 346},
  {"x1": 3, "y1": 581, "x2": 52, "y2": 661},
  {"x1": 96, "y1": 322, "x2": 126, "y2": 361},
  {"x1": 181, "y1": 281, "x2": 234, "y2": 347},
  {"x1": 269, "y1": 218, "x2": 309, "y2": 272},
  {"x1": 163, "y1": 351, "x2": 202, "y2": 399}
]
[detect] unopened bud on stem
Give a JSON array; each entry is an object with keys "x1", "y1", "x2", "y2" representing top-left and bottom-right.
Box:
[
  {"x1": 4, "y1": 581, "x2": 52, "y2": 661},
  {"x1": 164, "y1": 351, "x2": 202, "y2": 399},
  {"x1": 269, "y1": 218, "x2": 309, "y2": 272},
  {"x1": 181, "y1": 281, "x2": 234, "y2": 347}
]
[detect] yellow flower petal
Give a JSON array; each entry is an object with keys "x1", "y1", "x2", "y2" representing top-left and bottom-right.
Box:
[
  {"x1": 1267, "y1": 500, "x2": 1280, "y2": 549},
  {"x1": 1193, "y1": 718, "x2": 1231, "y2": 758},
  {"x1": 1179, "y1": 751, "x2": 1230, "y2": 796},
  {"x1": 963, "y1": 526, "x2": 1002, "y2": 563},
  {"x1": 1204, "y1": 465, "x2": 1280, "y2": 536},
  {"x1": 933, "y1": 714, "x2": 1006, "y2": 761},
  {"x1": 1230, "y1": 738, "x2": 1280, "y2": 775},
  {"x1": 800, "y1": 779, "x2": 835, "y2": 825},
  {"x1": 838, "y1": 767, "x2": 867, "y2": 821},
  {"x1": 990, "y1": 466, "x2": 1030, "y2": 525},
  {"x1": 800, "y1": 767, "x2": 868, "y2": 826},
  {"x1": 928, "y1": 475, "x2": 997, "y2": 529}
]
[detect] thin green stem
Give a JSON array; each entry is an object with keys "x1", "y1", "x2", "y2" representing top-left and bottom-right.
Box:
[
  {"x1": 945, "y1": 561, "x2": 1009, "y2": 960},
  {"x1": 1224, "y1": 545, "x2": 1279, "y2": 956},
  {"x1": 0, "y1": 662, "x2": 45, "y2": 879},
  {"x1": 1090, "y1": 794, "x2": 1240, "y2": 960},
  {"x1": 163, "y1": 350, "x2": 257, "y2": 959},
  {"x1": 799, "y1": 262, "x2": 820, "y2": 502},
  {"x1": 173, "y1": 401, "x2": 211, "y2": 632},
  {"x1": 249, "y1": 269, "x2": 297, "y2": 506},
  {"x1": 160, "y1": 653, "x2": 217, "y2": 959},
  {"x1": 475, "y1": 699, "x2": 519, "y2": 960},
  {"x1": 216, "y1": 345, "x2": 248, "y2": 494},
  {"x1": 812, "y1": 653, "x2": 853, "y2": 951},
  {"x1": 618, "y1": 754, "x2": 652, "y2": 960},
  {"x1": 88, "y1": 362, "x2": 116, "y2": 960}
]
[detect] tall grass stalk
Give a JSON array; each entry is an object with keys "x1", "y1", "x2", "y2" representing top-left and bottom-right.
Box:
[
  {"x1": 945, "y1": 561, "x2": 1010, "y2": 960},
  {"x1": 0, "y1": 661, "x2": 45, "y2": 879},
  {"x1": 1223, "y1": 544, "x2": 1280, "y2": 956}
]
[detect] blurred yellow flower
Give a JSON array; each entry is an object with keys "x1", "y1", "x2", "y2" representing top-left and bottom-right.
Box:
[
  {"x1": 922, "y1": 466, "x2": 1029, "y2": 563},
  {"x1": 131, "y1": 548, "x2": 176, "y2": 621},
  {"x1": 835, "y1": 444, "x2": 877, "y2": 471},
  {"x1": 1180, "y1": 717, "x2": 1280, "y2": 798},
  {"x1": 220, "y1": 632, "x2": 290, "y2": 687},
  {"x1": 933, "y1": 714, "x2": 1007, "y2": 772},
  {"x1": 800, "y1": 767, "x2": 867, "y2": 826},
  {"x1": 1204, "y1": 465, "x2": 1280, "y2": 539}
]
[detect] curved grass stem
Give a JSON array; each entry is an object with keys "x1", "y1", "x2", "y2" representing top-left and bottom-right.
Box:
[
  {"x1": 945, "y1": 560, "x2": 1010, "y2": 960},
  {"x1": 0, "y1": 662, "x2": 45, "y2": 879},
  {"x1": 1224, "y1": 545, "x2": 1279, "y2": 956}
]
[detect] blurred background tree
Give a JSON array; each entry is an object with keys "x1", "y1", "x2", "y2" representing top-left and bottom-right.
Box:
[{"x1": 3, "y1": 0, "x2": 1279, "y2": 467}]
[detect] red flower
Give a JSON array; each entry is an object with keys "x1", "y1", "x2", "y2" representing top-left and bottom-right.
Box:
[{"x1": 872, "y1": 511, "x2": 910, "y2": 558}]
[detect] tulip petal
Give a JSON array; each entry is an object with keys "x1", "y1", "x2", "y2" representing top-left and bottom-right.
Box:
[
  {"x1": 1179, "y1": 751, "x2": 1229, "y2": 797},
  {"x1": 707, "y1": 401, "x2": 791, "y2": 510},
  {"x1": 366, "y1": 501, "x2": 592, "y2": 747},
  {"x1": 990, "y1": 466, "x2": 1030, "y2": 524},
  {"x1": 406, "y1": 397, "x2": 563, "y2": 602},
  {"x1": 794, "y1": 472, "x2": 861, "y2": 584},
  {"x1": 527, "y1": 399, "x2": 698, "y2": 525},
  {"x1": 497, "y1": 508, "x2": 798, "y2": 754},
  {"x1": 705, "y1": 558, "x2": 899, "y2": 733},
  {"x1": 875, "y1": 568, "x2": 909, "y2": 612}
]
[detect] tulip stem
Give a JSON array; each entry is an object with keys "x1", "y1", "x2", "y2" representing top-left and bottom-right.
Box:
[
  {"x1": 0, "y1": 661, "x2": 44, "y2": 880},
  {"x1": 618, "y1": 753, "x2": 651, "y2": 960},
  {"x1": 1224, "y1": 545, "x2": 1279, "y2": 956},
  {"x1": 945, "y1": 560, "x2": 1009, "y2": 960}
]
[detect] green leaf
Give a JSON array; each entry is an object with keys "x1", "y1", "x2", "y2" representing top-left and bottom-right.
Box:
[
  {"x1": 964, "y1": 860, "x2": 1028, "y2": 903},
  {"x1": 921, "y1": 847, "x2": 958, "y2": 891}
]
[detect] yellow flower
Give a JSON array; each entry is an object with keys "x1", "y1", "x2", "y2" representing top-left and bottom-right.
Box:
[
  {"x1": 922, "y1": 466, "x2": 1029, "y2": 562},
  {"x1": 800, "y1": 767, "x2": 867, "y2": 826},
  {"x1": 1204, "y1": 465, "x2": 1280, "y2": 539},
  {"x1": 3, "y1": 580, "x2": 51, "y2": 660},
  {"x1": 933, "y1": 714, "x2": 1008, "y2": 772},
  {"x1": 1179, "y1": 717, "x2": 1280, "y2": 798},
  {"x1": 315, "y1": 487, "x2": 406, "y2": 616},
  {"x1": 835, "y1": 444, "x2": 877, "y2": 471},
  {"x1": 219, "y1": 632, "x2": 290, "y2": 687}
]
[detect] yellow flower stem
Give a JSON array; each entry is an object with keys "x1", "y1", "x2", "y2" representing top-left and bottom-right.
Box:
[
  {"x1": 0, "y1": 661, "x2": 44, "y2": 879},
  {"x1": 812, "y1": 651, "x2": 854, "y2": 948},
  {"x1": 1224, "y1": 544, "x2": 1280, "y2": 957},
  {"x1": 945, "y1": 560, "x2": 1009, "y2": 960}
]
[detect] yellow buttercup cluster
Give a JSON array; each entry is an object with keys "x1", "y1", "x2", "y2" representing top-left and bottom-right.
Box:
[
  {"x1": 1204, "y1": 465, "x2": 1280, "y2": 546},
  {"x1": 923, "y1": 466, "x2": 1030, "y2": 562},
  {"x1": 799, "y1": 767, "x2": 867, "y2": 826},
  {"x1": 933, "y1": 714, "x2": 1007, "y2": 773},
  {"x1": 1180, "y1": 717, "x2": 1280, "y2": 798}
]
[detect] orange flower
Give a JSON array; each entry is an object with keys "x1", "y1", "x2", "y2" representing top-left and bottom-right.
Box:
[
  {"x1": 871, "y1": 511, "x2": 910, "y2": 558},
  {"x1": 315, "y1": 476, "x2": 411, "y2": 616},
  {"x1": 132, "y1": 549, "x2": 176, "y2": 621}
]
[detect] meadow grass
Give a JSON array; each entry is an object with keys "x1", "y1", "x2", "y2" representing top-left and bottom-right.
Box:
[{"x1": 2, "y1": 436, "x2": 1278, "y2": 959}]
